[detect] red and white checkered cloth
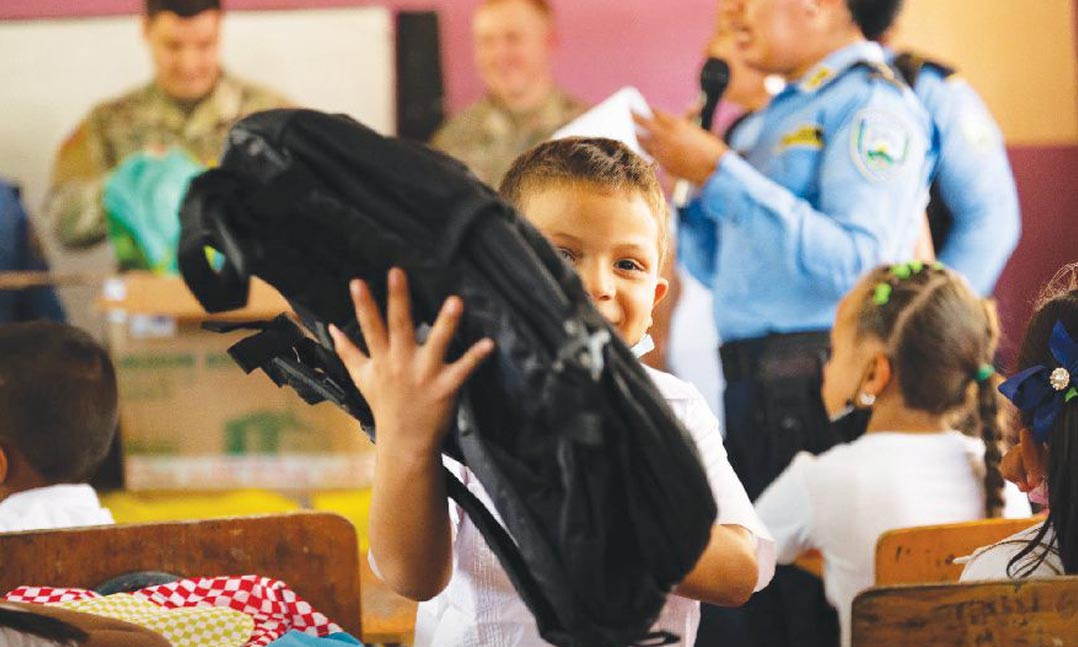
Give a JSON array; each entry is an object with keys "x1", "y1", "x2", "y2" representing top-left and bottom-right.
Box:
[{"x1": 6, "y1": 575, "x2": 342, "y2": 647}]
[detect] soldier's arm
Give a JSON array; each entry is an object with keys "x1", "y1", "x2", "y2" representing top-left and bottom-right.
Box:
[{"x1": 44, "y1": 112, "x2": 111, "y2": 249}]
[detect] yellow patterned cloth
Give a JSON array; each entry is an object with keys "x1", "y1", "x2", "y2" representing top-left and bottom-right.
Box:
[{"x1": 57, "y1": 593, "x2": 254, "y2": 647}]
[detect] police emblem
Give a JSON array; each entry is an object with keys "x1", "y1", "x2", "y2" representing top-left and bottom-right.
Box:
[{"x1": 852, "y1": 109, "x2": 911, "y2": 181}]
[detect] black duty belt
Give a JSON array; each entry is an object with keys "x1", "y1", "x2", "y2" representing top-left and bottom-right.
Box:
[{"x1": 719, "y1": 331, "x2": 831, "y2": 384}]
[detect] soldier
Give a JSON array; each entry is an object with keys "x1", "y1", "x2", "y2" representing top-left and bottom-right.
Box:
[
  {"x1": 429, "y1": 0, "x2": 586, "y2": 188},
  {"x1": 635, "y1": 0, "x2": 935, "y2": 646},
  {"x1": 44, "y1": 0, "x2": 289, "y2": 252}
]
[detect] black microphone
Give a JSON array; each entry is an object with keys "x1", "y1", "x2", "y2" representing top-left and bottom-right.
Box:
[
  {"x1": 698, "y1": 57, "x2": 731, "y2": 132},
  {"x1": 673, "y1": 57, "x2": 731, "y2": 207}
]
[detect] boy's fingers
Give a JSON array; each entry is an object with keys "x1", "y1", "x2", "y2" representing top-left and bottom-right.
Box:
[
  {"x1": 422, "y1": 296, "x2": 464, "y2": 368},
  {"x1": 386, "y1": 267, "x2": 416, "y2": 353},
  {"x1": 441, "y1": 338, "x2": 495, "y2": 390},
  {"x1": 328, "y1": 323, "x2": 369, "y2": 373},
  {"x1": 350, "y1": 279, "x2": 387, "y2": 357}
]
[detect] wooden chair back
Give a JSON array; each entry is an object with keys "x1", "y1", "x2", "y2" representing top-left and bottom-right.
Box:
[
  {"x1": 852, "y1": 577, "x2": 1078, "y2": 647},
  {"x1": 0, "y1": 511, "x2": 361, "y2": 636},
  {"x1": 875, "y1": 517, "x2": 1042, "y2": 585}
]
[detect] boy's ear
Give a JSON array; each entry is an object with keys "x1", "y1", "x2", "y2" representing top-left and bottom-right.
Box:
[
  {"x1": 652, "y1": 277, "x2": 670, "y2": 308},
  {"x1": 0, "y1": 445, "x2": 8, "y2": 486}
]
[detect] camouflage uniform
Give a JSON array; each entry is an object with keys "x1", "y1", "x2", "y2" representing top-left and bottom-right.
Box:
[
  {"x1": 430, "y1": 89, "x2": 587, "y2": 188},
  {"x1": 45, "y1": 72, "x2": 289, "y2": 249}
]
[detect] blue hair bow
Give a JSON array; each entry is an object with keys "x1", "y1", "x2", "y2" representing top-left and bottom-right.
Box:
[{"x1": 999, "y1": 321, "x2": 1078, "y2": 443}]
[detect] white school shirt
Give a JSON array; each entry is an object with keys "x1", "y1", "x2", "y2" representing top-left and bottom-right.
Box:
[
  {"x1": 0, "y1": 484, "x2": 114, "y2": 532},
  {"x1": 403, "y1": 366, "x2": 775, "y2": 647},
  {"x1": 754, "y1": 431, "x2": 1032, "y2": 647},
  {"x1": 959, "y1": 522, "x2": 1064, "y2": 581}
]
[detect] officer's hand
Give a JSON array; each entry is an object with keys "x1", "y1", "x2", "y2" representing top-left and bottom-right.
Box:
[
  {"x1": 634, "y1": 108, "x2": 728, "y2": 186},
  {"x1": 330, "y1": 268, "x2": 494, "y2": 457}
]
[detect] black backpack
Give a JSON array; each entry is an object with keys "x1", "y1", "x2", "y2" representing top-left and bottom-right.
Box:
[{"x1": 178, "y1": 109, "x2": 717, "y2": 647}]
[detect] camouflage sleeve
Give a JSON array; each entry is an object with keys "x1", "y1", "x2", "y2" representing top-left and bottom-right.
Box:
[
  {"x1": 243, "y1": 83, "x2": 294, "y2": 114},
  {"x1": 43, "y1": 111, "x2": 111, "y2": 249}
]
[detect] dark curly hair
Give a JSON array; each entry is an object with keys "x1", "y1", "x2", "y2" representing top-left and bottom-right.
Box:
[{"x1": 846, "y1": 0, "x2": 904, "y2": 41}]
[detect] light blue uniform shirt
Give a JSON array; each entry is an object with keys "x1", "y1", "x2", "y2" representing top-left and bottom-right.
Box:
[
  {"x1": 898, "y1": 56, "x2": 1021, "y2": 295},
  {"x1": 679, "y1": 41, "x2": 934, "y2": 343}
]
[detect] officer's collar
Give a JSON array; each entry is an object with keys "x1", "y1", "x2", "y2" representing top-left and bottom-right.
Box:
[{"x1": 792, "y1": 40, "x2": 886, "y2": 94}]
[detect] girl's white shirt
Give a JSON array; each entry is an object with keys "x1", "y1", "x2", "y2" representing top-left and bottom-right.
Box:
[
  {"x1": 755, "y1": 431, "x2": 1033, "y2": 647},
  {"x1": 958, "y1": 521, "x2": 1064, "y2": 581}
]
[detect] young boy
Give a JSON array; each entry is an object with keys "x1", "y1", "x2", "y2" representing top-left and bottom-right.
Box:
[
  {"x1": 330, "y1": 137, "x2": 775, "y2": 646},
  {"x1": 0, "y1": 322, "x2": 117, "y2": 532}
]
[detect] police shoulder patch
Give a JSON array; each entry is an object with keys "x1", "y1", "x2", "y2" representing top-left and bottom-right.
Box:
[{"x1": 851, "y1": 108, "x2": 912, "y2": 182}]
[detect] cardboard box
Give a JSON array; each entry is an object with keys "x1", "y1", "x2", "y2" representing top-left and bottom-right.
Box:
[{"x1": 101, "y1": 273, "x2": 374, "y2": 491}]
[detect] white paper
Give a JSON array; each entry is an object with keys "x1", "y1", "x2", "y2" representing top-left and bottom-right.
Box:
[{"x1": 551, "y1": 86, "x2": 653, "y2": 158}]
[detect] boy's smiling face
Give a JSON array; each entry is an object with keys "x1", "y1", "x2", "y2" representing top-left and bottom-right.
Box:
[{"x1": 520, "y1": 182, "x2": 669, "y2": 347}]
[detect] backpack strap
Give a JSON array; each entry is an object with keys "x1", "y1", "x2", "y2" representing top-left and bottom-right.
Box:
[
  {"x1": 202, "y1": 316, "x2": 375, "y2": 432},
  {"x1": 177, "y1": 170, "x2": 253, "y2": 313},
  {"x1": 445, "y1": 397, "x2": 678, "y2": 647},
  {"x1": 892, "y1": 51, "x2": 957, "y2": 88}
]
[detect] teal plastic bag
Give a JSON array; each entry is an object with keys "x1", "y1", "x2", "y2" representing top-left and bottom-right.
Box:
[
  {"x1": 104, "y1": 148, "x2": 204, "y2": 274},
  {"x1": 267, "y1": 630, "x2": 364, "y2": 646}
]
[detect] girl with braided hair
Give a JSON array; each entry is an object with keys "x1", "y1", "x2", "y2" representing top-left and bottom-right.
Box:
[{"x1": 754, "y1": 261, "x2": 1031, "y2": 647}]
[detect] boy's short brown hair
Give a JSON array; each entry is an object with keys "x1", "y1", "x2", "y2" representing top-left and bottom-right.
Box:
[
  {"x1": 498, "y1": 137, "x2": 670, "y2": 264},
  {"x1": 0, "y1": 322, "x2": 118, "y2": 483}
]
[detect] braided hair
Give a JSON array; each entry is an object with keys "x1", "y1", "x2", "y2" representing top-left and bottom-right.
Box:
[{"x1": 855, "y1": 262, "x2": 1005, "y2": 517}]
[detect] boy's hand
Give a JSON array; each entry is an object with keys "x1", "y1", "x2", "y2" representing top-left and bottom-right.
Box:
[{"x1": 329, "y1": 268, "x2": 495, "y2": 457}]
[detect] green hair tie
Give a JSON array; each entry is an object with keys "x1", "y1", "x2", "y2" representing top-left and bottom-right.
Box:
[
  {"x1": 872, "y1": 282, "x2": 893, "y2": 306},
  {"x1": 1066, "y1": 387, "x2": 1078, "y2": 404},
  {"x1": 975, "y1": 364, "x2": 996, "y2": 383},
  {"x1": 891, "y1": 263, "x2": 913, "y2": 279}
]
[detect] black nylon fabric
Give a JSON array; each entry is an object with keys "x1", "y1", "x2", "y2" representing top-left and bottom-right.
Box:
[{"x1": 178, "y1": 109, "x2": 717, "y2": 647}]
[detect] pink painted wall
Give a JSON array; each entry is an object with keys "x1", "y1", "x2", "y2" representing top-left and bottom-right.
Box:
[
  {"x1": 3, "y1": 0, "x2": 1076, "y2": 354},
  {"x1": 0, "y1": 0, "x2": 717, "y2": 114}
]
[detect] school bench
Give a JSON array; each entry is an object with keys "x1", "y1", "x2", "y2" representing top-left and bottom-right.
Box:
[
  {"x1": 0, "y1": 512, "x2": 362, "y2": 637},
  {"x1": 875, "y1": 516, "x2": 1043, "y2": 585},
  {"x1": 851, "y1": 576, "x2": 1078, "y2": 646}
]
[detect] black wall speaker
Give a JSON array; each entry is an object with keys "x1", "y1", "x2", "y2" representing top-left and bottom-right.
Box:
[{"x1": 396, "y1": 11, "x2": 446, "y2": 142}]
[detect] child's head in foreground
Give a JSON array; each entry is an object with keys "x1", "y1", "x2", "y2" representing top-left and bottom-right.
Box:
[
  {"x1": 1005, "y1": 264, "x2": 1078, "y2": 575},
  {"x1": 0, "y1": 322, "x2": 118, "y2": 499},
  {"x1": 499, "y1": 137, "x2": 670, "y2": 348},
  {"x1": 824, "y1": 262, "x2": 1006, "y2": 516}
]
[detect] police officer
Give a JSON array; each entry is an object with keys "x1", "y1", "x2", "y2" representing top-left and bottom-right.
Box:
[
  {"x1": 635, "y1": 0, "x2": 933, "y2": 645},
  {"x1": 873, "y1": 29, "x2": 1021, "y2": 294},
  {"x1": 44, "y1": 0, "x2": 290, "y2": 252}
]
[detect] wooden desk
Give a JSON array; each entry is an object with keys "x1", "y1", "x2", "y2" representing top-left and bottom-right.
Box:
[{"x1": 360, "y1": 554, "x2": 417, "y2": 645}]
